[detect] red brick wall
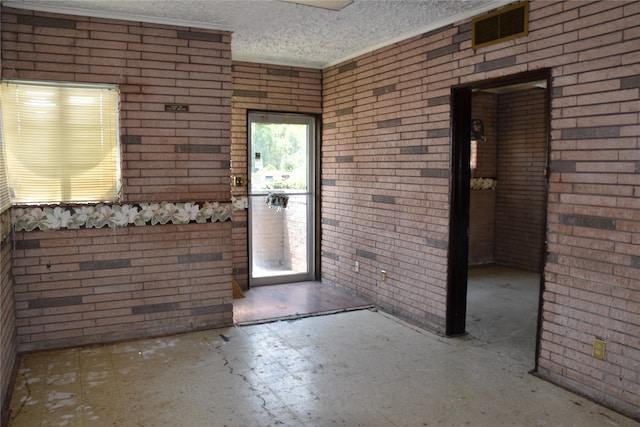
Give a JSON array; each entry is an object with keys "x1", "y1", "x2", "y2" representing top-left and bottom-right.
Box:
[
  {"x1": 1, "y1": 235, "x2": 16, "y2": 418},
  {"x1": 494, "y1": 88, "x2": 547, "y2": 271},
  {"x1": 11, "y1": 223, "x2": 232, "y2": 352},
  {"x1": 469, "y1": 92, "x2": 497, "y2": 265},
  {"x1": 231, "y1": 62, "x2": 322, "y2": 288},
  {"x1": 1, "y1": 8, "x2": 234, "y2": 351},
  {"x1": 322, "y1": 0, "x2": 640, "y2": 417}
]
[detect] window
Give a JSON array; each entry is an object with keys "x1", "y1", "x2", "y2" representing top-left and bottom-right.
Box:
[
  {"x1": 0, "y1": 80, "x2": 120, "y2": 205},
  {"x1": 0, "y1": 115, "x2": 10, "y2": 212}
]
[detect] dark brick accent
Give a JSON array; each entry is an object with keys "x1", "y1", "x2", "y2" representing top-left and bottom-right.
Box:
[
  {"x1": 377, "y1": 118, "x2": 401, "y2": 129},
  {"x1": 475, "y1": 56, "x2": 517, "y2": 72},
  {"x1": 324, "y1": 122, "x2": 336, "y2": 130},
  {"x1": 322, "y1": 179, "x2": 336, "y2": 186},
  {"x1": 356, "y1": 249, "x2": 377, "y2": 260},
  {"x1": 561, "y1": 126, "x2": 620, "y2": 140},
  {"x1": 336, "y1": 156, "x2": 353, "y2": 163},
  {"x1": 267, "y1": 68, "x2": 299, "y2": 77},
  {"x1": 233, "y1": 221, "x2": 247, "y2": 228},
  {"x1": 233, "y1": 267, "x2": 248, "y2": 276},
  {"x1": 560, "y1": 214, "x2": 616, "y2": 230},
  {"x1": 426, "y1": 238, "x2": 448, "y2": 249},
  {"x1": 550, "y1": 161, "x2": 576, "y2": 173},
  {"x1": 18, "y1": 15, "x2": 75, "y2": 29},
  {"x1": 427, "y1": 128, "x2": 449, "y2": 138},
  {"x1": 233, "y1": 89, "x2": 267, "y2": 98},
  {"x1": 620, "y1": 75, "x2": 640, "y2": 89},
  {"x1": 79, "y1": 259, "x2": 131, "y2": 271},
  {"x1": 373, "y1": 84, "x2": 397, "y2": 96},
  {"x1": 191, "y1": 303, "x2": 232, "y2": 316},
  {"x1": 175, "y1": 144, "x2": 222, "y2": 154},
  {"x1": 631, "y1": 256, "x2": 640, "y2": 269},
  {"x1": 372, "y1": 195, "x2": 395, "y2": 204},
  {"x1": 421, "y1": 168, "x2": 450, "y2": 178},
  {"x1": 121, "y1": 135, "x2": 141, "y2": 145},
  {"x1": 322, "y1": 218, "x2": 340, "y2": 227},
  {"x1": 336, "y1": 107, "x2": 353, "y2": 116},
  {"x1": 15, "y1": 239, "x2": 40, "y2": 250},
  {"x1": 338, "y1": 61, "x2": 357, "y2": 73},
  {"x1": 323, "y1": 251, "x2": 339, "y2": 261},
  {"x1": 221, "y1": 160, "x2": 231, "y2": 169},
  {"x1": 400, "y1": 146, "x2": 428, "y2": 154},
  {"x1": 177, "y1": 253, "x2": 223, "y2": 263},
  {"x1": 427, "y1": 43, "x2": 460, "y2": 60},
  {"x1": 428, "y1": 95, "x2": 450, "y2": 106},
  {"x1": 177, "y1": 31, "x2": 222, "y2": 42},
  {"x1": 29, "y1": 296, "x2": 83, "y2": 309},
  {"x1": 453, "y1": 23, "x2": 472, "y2": 43},
  {"x1": 132, "y1": 302, "x2": 179, "y2": 315}
]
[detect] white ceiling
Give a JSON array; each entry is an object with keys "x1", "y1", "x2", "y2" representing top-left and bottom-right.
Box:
[{"x1": 3, "y1": 0, "x2": 511, "y2": 69}]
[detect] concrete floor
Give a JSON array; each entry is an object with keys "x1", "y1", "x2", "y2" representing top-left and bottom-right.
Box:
[{"x1": 6, "y1": 266, "x2": 640, "y2": 426}]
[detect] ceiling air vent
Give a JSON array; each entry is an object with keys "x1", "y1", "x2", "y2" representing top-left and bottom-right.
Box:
[{"x1": 472, "y1": 1, "x2": 528, "y2": 49}]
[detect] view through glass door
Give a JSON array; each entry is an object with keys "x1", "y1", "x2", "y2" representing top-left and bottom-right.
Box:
[{"x1": 248, "y1": 112, "x2": 315, "y2": 287}]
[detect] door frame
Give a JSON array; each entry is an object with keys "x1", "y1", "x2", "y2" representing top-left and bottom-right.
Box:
[
  {"x1": 246, "y1": 110, "x2": 321, "y2": 288},
  {"x1": 447, "y1": 69, "x2": 551, "y2": 369}
]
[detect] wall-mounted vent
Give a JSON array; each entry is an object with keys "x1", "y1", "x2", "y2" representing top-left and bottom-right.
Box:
[{"x1": 472, "y1": 1, "x2": 528, "y2": 49}]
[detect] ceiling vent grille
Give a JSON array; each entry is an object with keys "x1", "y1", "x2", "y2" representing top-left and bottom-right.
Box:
[{"x1": 472, "y1": 1, "x2": 528, "y2": 49}]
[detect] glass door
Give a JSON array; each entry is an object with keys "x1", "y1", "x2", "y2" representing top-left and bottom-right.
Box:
[{"x1": 248, "y1": 112, "x2": 316, "y2": 287}]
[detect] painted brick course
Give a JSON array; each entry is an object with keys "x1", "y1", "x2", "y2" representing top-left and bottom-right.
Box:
[{"x1": 322, "y1": 0, "x2": 639, "y2": 418}]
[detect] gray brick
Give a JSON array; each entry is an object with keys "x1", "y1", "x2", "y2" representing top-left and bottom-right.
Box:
[
  {"x1": 29, "y1": 296, "x2": 83, "y2": 309},
  {"x1": 79, "y1": 259, "x2": 131, "y2": 271},
  {"x1": 475, "y1": 56, "x2": 517, "y2": 72},
  {"x1": 132, "y1": 302, "x2": 178, "y2": 315},
  {"x1": 561, "y1": 126, "x2": 620, "y2": 140},
  {"x1": 560, "y1": 214, "x2": 616, "y2": 230},
  {"x1": 356, "y1": 249, "x2": 377, "y2": 261},
  {"x1": 177, "y1": 253, "x2": 223, "y2": 263}
]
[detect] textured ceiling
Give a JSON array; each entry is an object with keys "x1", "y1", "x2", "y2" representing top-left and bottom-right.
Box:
[{"x1": 3, "y1": 0, "x2": 510, "y2": 69}]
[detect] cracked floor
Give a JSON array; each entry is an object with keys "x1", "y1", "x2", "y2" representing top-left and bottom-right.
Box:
[{"x1": 6, "y1": 268, "x2": 640, "y2": 426}]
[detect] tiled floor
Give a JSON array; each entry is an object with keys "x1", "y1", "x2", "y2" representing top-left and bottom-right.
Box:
[
  {"x1": 233, "y1": 281, "x2": 373, "y2": 325},
  {"x1": 6, "y1": 267, "x2": 640, "y2": 426}
]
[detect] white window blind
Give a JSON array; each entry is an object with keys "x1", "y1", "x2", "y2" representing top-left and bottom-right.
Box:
[
  {"x1": 0, "y1": 112, "x2": 11, "y2": 212},
  {"x1": 0, "y1": 80, "x2": 120, "y2": 205}
]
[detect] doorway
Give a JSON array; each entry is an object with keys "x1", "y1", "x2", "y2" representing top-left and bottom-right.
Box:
[
  {"x1": 247, "y1": 111, "x2": 317, "y2": 287},
  {"x1": 448, "y1": 69, "x2": 551, "y2": 369}
]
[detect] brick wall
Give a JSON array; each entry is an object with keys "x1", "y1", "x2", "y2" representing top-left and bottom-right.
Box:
[
  {"x1": 494, "y1": 88, "x2": 547, "y2": 271},
  {"x1": 1, "y1": 8, "x2": 234, "y2": 351},
  {"x1": 322, "y1": 0, "x2": 639, "y2": 418},
  {"x1": 11, "y1": 223, "x2": 232, "y2": 352},
  {"x1": 231, "y1": 62, "x2": 322, "y2": 288},
  {"x1": 1, "y1": 236, "x2": 16, "y2": 419},
  {"x1": 469, "y1": 91, "x2": 497, "y2": 265}
]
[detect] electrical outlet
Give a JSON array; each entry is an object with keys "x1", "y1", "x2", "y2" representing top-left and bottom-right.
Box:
[
  {"x1": 381, "y1": 270, "x2": 387, "y2": 283},
  {"x1": 593, "y1": 338, "x2": 606, "y2": 360}
]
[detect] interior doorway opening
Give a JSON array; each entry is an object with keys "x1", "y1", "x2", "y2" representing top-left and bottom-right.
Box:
[{"x1": 448, "y1": 69, "x2": 551, "y2": 371}]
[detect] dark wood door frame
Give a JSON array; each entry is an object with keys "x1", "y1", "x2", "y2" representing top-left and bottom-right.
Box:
[{"x1": 447, "y1": 69, "x2": 552, "y2": 343}]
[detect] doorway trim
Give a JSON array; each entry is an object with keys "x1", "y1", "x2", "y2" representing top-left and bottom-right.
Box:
[{"x1": 447, "y1": 69, "x2": 552, "y2": 369}]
